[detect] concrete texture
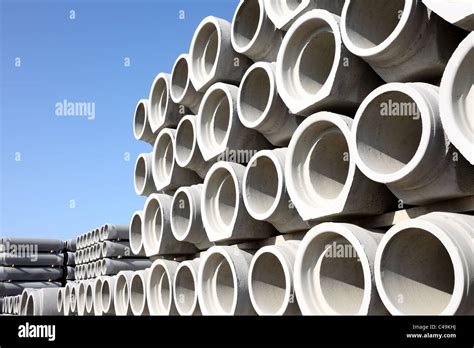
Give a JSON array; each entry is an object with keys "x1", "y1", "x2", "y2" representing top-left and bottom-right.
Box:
[
  {"x1": 423, "y1": 0, "x2": 474, "y2": 31},
  {"x1": 173, "y1": 259, "x2": 201, "y2": 316},
  {"x1": 146, "y1": 259, "x2": 179, "y2": 315},
  {"x1": 170, "y1": 54, "x2": 203, "y2": 114},
  {"x1": 134, "y1": 152, "x2": 157, "y2": 196}
]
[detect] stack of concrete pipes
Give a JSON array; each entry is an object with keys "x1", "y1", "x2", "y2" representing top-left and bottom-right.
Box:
[
  {"x1": 74, "y1": 224, "x2": 149, "y2": 280},
  {"x1": 126, "y1": 0, "x2": 474, "y2": 316},
  {"x1": 0, "y1": 238, "x2": 67, "y2": 300}
]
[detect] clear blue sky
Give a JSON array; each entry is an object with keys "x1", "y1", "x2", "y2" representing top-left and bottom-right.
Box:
[{"x1": 0, "y1": 0, "x2": 238, "y2": 240}]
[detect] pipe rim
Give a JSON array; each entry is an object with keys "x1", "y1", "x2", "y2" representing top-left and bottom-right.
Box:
[
  {"x1": 56, "y1": 288, "x2": 64, "y2": 313},
  {"x1": 171, "y1": 187, "x2": 194, "y2": 241},
  {"x1": 173, "y1": 261, "x2": 199, "y2": 316},
  {"x1": 101, "y1": 277, "x2": 114, "y2": 313},
  {"x1": 202, "y1": 162, "x2": 240, "y2": 240},
  {"x1": 197, "y1": 83, "x2": 234, "y2": 160},
  {"x1": 143, "y1": 194, "x2": 166, "y2": 255},
  {"x1": 130, "y1": 271, "x2": 147, "y2": 315},
  {"x1": 341, "y1": 0, "x2": 413, "y2": 58},
  {"x1": 93, "y1": 277, "x2": 104, "y2": 315},
  {"x1": 374, "y1": 219, "x2": 464, "y2": 315},
  {"x1": 175, "y1": 115, "x2": 198, "y2": 167},
  {"x1": 231, "y1": 0, "x2": 265, "y2": 54},
  {"x1": 242, "y1": 150, "x2": 284, "y2": 221},
  {"x1": 237, "y1": 62, "x2": 276, "y2": 129},
  {"x1": 264, "y1": 0, "x2": 311, "y2": 29},
  {"x1": 129, "y1": 211, "x2": 144, "y2": 255},
  {"x1": 294, "y1": 223, "x2": 373, "y2": 315},
  {"x1": 152, "y1": 128, "x2": 176, "y2": 190},
  {"x1": 352, "y1": 83, "x2": 432, "y2": 184},
  {"x1": 276, "y1": 10, "x2": 341, "y2": 110},
  {"x1": 149, "y1": 73, "x2": 172, "y2": 132},
  {"x1": 133, "y1": 99, "x2": 149, "y2": 141},
  {"x1": 134, "y1": 153, "x2": 150, "y2": 196},
  {"x1": 147, "y1": 260, "x2": 174, "y2": 315},
  {"x1": 198, "y1": 246, "x2": 238, "y2": 315},
  {"x1": 85, "y1": 281, "x2": 94, "y2": 313},
  {"x1": 189, "y1": 16, "x2": 222, "y2": 90},
  {"x1": 170, "y1": 54, "x2": 192, "y2": 104},
  {"x1": 114, "y1": 272, "x2": 131, "y2": 315},
  {"x1": 248, "y1": 246, "x2": 292, "y2": 315}
]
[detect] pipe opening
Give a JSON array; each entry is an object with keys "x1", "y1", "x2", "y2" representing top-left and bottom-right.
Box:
[
  {"x1": 271, "y1": 0, "x2": 302, "y2": 16},
  {"x1": 115, "y1": 275, "x2": 129, "y2": 314},
  {"x1": 26, "y1": 295, "x2": 35, "y2": 315},
  {"x1": 356, "y1": 91, "x2": 422, "y2": 175},
  {"x1": 251, "y1": 252, "x2": 287, "y2": 314},
  {"x1": 101, "y1": 281, "x2": 111, "y2": 311},
  {"x1": 171, "y1": 190, "x2": 192, "y2": 239},
  {"x1": 134, "y1": 101, "x2": 146, "y2": 138},
  {"x1": 193, "y1": 22, "x2": 219, "y2": 81},
  {"x1": 85, "y1": 283, "x2": 93, "y2": 310},
  {"x1": 171, "y1": 57, "x2": 189, "y2": 100},
  {"x1": 344, "y1": 0, "x2": 405, "y2": 49},
  {"x1": 135, "y1": 155, "x2": 147, "y2": 193},
  {"x1": 94, "y1": 279, "x2": 102, "y2": 312},
  {"x1": 150, "y1": 78, "x2": 168, "y2": 123},
  {"x1": 201, "y1": 253, "x2": 235, "y2": 314},
  {"x1": 245, "y1": 156, "x2": 279, "y2": 215},
  {"x1": 205, "y1": 168, "x2": 237, "y2": 232},
  {"x1": 130, "y1": 274, "x2": 145, "y2": 312},
  {"x1": 301, "y1": 233, "x2": 365, "y2": 314},
  {"x1": 152, "y1": 201, "x2": 163, "y2": 246},
  {"x1": 175, "y1": 265, "x2": 196, "y2": 314},
  {"x1": 233, "y1": 0, "x2": 261, "y2": 48},
  {"x1": 239, "y1": 67, "x2": 271, "y2": 124},
  {"x1": 298, "y1": 31, "x2": 335, "y2": 95},
  {"x1": 176, "y1": 118, "x2": 195, "y2": 165},
  {"x1": 201, "y1": 89, "x2": 231, "y2": 149},
  {"x1": 380, "y1": 228, "x2": 454, "y2": 314},
  {"x1": 130, "y1": 212, "x2": 142, "y2": 254},
  {"x1": 452, "y1": 49, "x2": 474, "y2": 135},
  {"x1": 56, "y1": 290, "x2": 63, "y2": 312},
  {"x1": 149, "y1": 265, "x2": 171, "y2": 313},
  {"x1": 153, "y1": 132, "x2": 174, "y2": 185}
]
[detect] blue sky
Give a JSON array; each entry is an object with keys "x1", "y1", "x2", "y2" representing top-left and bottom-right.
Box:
[{"x1": 0, "y1": 0, "x2": 238, "y2": 240}]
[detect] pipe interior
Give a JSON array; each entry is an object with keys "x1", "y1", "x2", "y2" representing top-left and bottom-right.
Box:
[
  {"x1": 201, "y1": 253, "x2": 235, "y2": 314},
  {"x1": 175, "y1": 265, "x2": 196, "y2": 314},
  {"x1": 26, "y1": 295, "x2": 35, "y2": 315},
  {"x1": 356, "y1": 91, "x2": 422, "y2": 175},
  {"x1": 130, "y1": 275, "x2": 145, "y2": 312},
  {"x1": 152, "y1": 201, "x2": 163, "y2": 246},
  {"x1": 171, "y1": 57, "x2": 189, "y2": 100},
  {"x1": 201, "y1": 89, "x2": 231, "y2": 149},
  {"x1": 251, "y1": 252, "x2": 287, "y2": 314},
  {"x1": 452, "y1": 48, "x2": 474, "y2": 137},
  {"x1": 344, "y1": 0, "x2": 405, "y2": 49},
  {"x1": 135, "y1": 156, "x2": 147, "y2": 193},
  {"x1": 154, "y1": 133, "x2": 174, "y2": 184},
  {"x1": 116, "y1": 276, "x2": 128, "y2": 313},
  {"x1": 171, "y1": 190, "x2": 192, "y2": 239},
  {"x1": 270, "y1": 0, "x2": 301, "y2": 16},
  {"x1": 233, "y1": 0, "x2": 260, "y2": 48},
  {"x1": 85, "y1": 283, "x2": 94, "y2": 309},
  {"x1": 151, "y1": 78, "x2": 168, "y2": 122},
  {"x1": 245, "y1": 156, "x2": 279, "y2": 215},
  {"x1": 149, "y1": 266, "x2": 171, "y2": 313},
  {"x1": 239, "y1": 67, "x2": 271, "y2": 123},
  {"x1": 206, "y1": 168, "x2": 237, "y2": 232},
  {"x1": 176, "y1": 118, "x2": 195, "y2": 165},
  {"x1": 130, "y1": 213, "x2": 142, "y2": 253},
  {"x1": 101, "y1": 281, "x2": 111, "y2": 310},
  {"x1": 194, "y1": 22, "x2": 219, "y2": 80},
  {"x1": 380, "y1": 228, "x2": 455, "y2": 314},
  {"x1": 301, "y1": 233, "x2": 365, "y2": 314}
]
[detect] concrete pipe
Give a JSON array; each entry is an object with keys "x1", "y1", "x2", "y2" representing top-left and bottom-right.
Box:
[
  {"x1": 66, "y1": 251, "x2": 75, "y2": 266},
  {"x1": 20, "y1": 289, "x2": 33, "y2": 315},
  {"x1": 249, "y1": 241, "x2": 301, "y2": 316},
  {"x1": 276, "y1": 9, "x2": 382, "y2": 116},
  {"x1": 86, "y1": 231, "x2": 93, "y2": 247},
  {"x1": 133, "y1": 99, "x2": 156, "y2": 145},
  {"x1": 286, "y1": 112, "x2": 395, "y2": 221},
  {"x1": 0, "y1": 253, "x2": 64, "y2": 267},
  {"x1": 75, "y1": 235, "x2": 82, "y2": 250},
  {"x1": 142, "y1": 193, "x2": 197, "y2": 256},
  {"x1": 171, "y1": 184, "x2": 212, "y2": 251},
  {"x1": 77, "y1": 280, "x2": 90, "y2": 316},
  {"x1": 134, "y1": 152, "x2": 157, "y2": 196},
  {"x1": 39, "y1": 288, "x2": 62, "y2": 315},
  {"x1": 64, "y1": 283, "x2": 74, "y2": 316},
  {"x1": 101, "y1": 258, "x2": 151, "y2": 276},
  {"x1": 93, "y1": 277, "x2": 104, "y2": 316},
  {"x1": 56, "y1": 288, "x2": 64, "y2": 315},
  {"x1": 170, "y1": 54, "x2": 203, "y2": 114},
  {"x1": 264, "y1": 0, "x2": 344, "y2": 31},
  {"x1": 0, "y1": 281, "x2": 61, "y2": 296},
  {"x1": 196, "y1": 82, "x2": 272, "y2": 162},
  {"x1": 375, "y1": 212, "x2": 474, "y2": 315},
  {"x1": 84, "y1": 281, "x2": 95, "y2": 316},
  {"x1": 83, "y1": 248, "x2": 89, "y2": 264},
  {"x1": 173, "y1": 259, "x2": 201, "y2": 316},
  {"x1": 440, "y1": 33, "x2": 474, "y2": 165},
  {"x1": 25, "y1": 290, "x2": 41, "y2": 316},
  {"x1": 147, "y1": 259, "x2": 179, "y2": 315},
  {"x1": 340, "y1": 0, "x2": 463, "y2": 82},
  {"x1": 189, "y1": 16, "x2": 252, "y2": 92},
  {"x1": 0, "y1": 237, "x2": 64, "y2": 253},
  {"x1": 102, "y1": 224, "x2": 129, "y2": 241},
  {"x1": 202, "y1": 161, "x2": 276, "y2": 243},
  {"x1": 231, "y1": 0, "x2": 284, "y2": 62},
  {"x1": 422, "y1": 0, "x2": 474, "y2": 31},
  {"x1": 101, "y1": 241, "x2": 131, "y2": 258},
  {"x1": 0, "y1": 266, "x2": 63, "y2": 281},
  {"x1": 130, "y1": 269, "x2": 150, "y2": 316},
  {"x1": 101, "y1": 276, "x2": 118, "y2": 316},
  {"x1": 66, "y1": 266, "x2": 75, "y2": 280},
  {"x1": 69, "y1": 284, "x2": 78, "y2": 315},
  {"x1": 129, "y1": 211, "x2": 146, "y2": 256},
  {"x1": 93, "y1": 228, "x2": 101, "y2": 244},
  {"x1": 175, "y1": 115, "x2": 213, "y2": 179},
  {"x1": 148, "y1": 73, "x2": 187, "y2": 133},
  {"x1": 99, "y1": 225, "x2": 106, "y2": 242},
  {"x1": 152, "y1": 128, "x2": 202, "y2": 192},
  {"x1": 294, "y1": 223, "x2": 387, "y2": 315},
  {"x1": 76, "y1": 250, "x2": 82, "y2": 264},
  {"x1": 243, "y1": 149, "x2": 310, "y2": 233},
  {"x1": 237, "y1": 62, "x2": 303, "y2": 146},
  {"x1": 198, "y1": 246, "x2": 255, "y2": 315},
  {"x1": 114, "y1": 270, "x2": 135, "y2": 316},
  {"x1": 66, "y1": 238, "x2": 76, "y2": 252},
  {"x1": 352, "y1": 82, "x2": 474, "y2": 205}
]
